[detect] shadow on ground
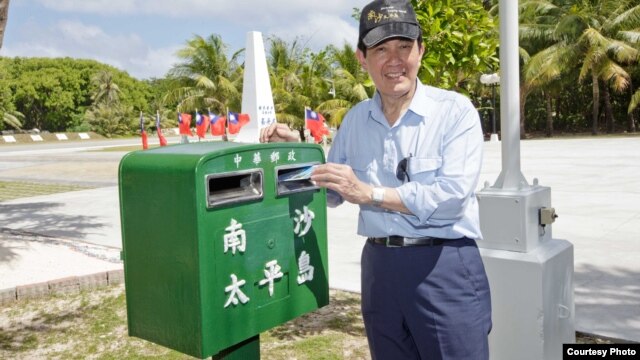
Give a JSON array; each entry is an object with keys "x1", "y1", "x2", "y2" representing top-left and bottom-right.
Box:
[
  {"x1": 0, "y1": 202, "x2": 107, "y2": 245},
  {"x1": 268, "y1": 291, "x2": 365, "y2": 340},
  {"x1": 574, "y1": 263, "x2": 640, "y2": 342},
  {"x1": 0, "y1": 237, "x2": 19, "y2": 264}
]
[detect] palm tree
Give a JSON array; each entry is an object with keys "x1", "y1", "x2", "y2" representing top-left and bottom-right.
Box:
[
  {"x1": 519, "y1": 0, "x2": 570, "y2": 137},
  {"x1": 85, "y1": 103, "x2": 133, "y2": 137},
  {"x1": 523, "y1": 0, "x2": 640, "y2": 135},
  {"x1": 0, "y1": 0, "x2": 10, "y2": 50},
  {"x1": 267, "y1": 36, "x2": 314, "y2": 134},
  {"x1": 167, "y1": 34, "x2": 242, "y2": 114},
  {"x1": 2, "y1": 108, "x2": 23, "y2": 130},
  {"x1": 0, "y1": 54, "x2": 23, "y2": 130},
  {"x1": 317, "y1": 44, "x2": 372, "y2": 128},
  {"x1": 91, "y1": 70, "x2": 121, "y2": 105}
]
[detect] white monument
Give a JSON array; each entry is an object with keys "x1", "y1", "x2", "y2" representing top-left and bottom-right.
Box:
[
  {"x1": 476, "y1": 1, "x2": 575, "y2": 359},
  {"x1": 235, "y1": 31, "x2": 277, "y2": 143}
]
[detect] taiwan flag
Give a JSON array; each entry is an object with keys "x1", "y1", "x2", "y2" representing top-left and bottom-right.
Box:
[
  {"x1": 178, "y1": 112, "x2": 193, "y2": 136},
  {"x1": 305, "y1": 108, "x2": 330, "y2": 143},
  {"x1": 209, "y1": 112, "x2": 226, "y2": 136},
  {"x1": 139, "y1": 112, "x2": 148, "y2": 150},
  {"x1": 227, "y1": 112, "x2": 250, "y2": 134},
  {"x1": 195, "y1": 111, "x2": 209, "y2": 139},
  {"x1": 156, "y1": 111, "x2": 168, "y2": 146}
]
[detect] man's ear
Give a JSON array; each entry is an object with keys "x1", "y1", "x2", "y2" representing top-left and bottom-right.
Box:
[
  {"x1": 356, "y1": 49, "x2": 367, "y2": 70},
  {"x1": 418, "y1": 41, "x2": 426, "y2": 57}
]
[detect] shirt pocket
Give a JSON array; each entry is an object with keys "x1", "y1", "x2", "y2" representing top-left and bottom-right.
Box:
[{"x1": 407, "y1": 157, "x2": 442, "y2": 184}]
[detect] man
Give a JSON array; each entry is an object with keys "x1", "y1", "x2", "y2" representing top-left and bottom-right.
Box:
[{"x1": 261, "y1": 1, "x2": 491, "y2": 358}]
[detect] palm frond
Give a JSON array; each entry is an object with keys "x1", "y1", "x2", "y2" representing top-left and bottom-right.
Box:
[
  {"x1": 520, "y1": 24, "x2": 557, "y2": 42},
  {"x1": 605, "y1": 4, "x2": 640, "y2": 34},
  {"x1": 598, "y1": 59, "x2": 629, "y2": 93},
  {"x1": 2, "y1": 110, "x2": 23, "y2": 129},
  {"x1": 524, "y1": 43, "x2": 572, "y2": 87},
  {"x1": 617, "y1": 30, "x2": 640, "y2": 45},
  {"x1": 581, "y1": 28, "x2": 608, "y2": 49},
  {"x1": 519, "y1": 47, "x2": 531, "y2": 65},
  {"x1": 628, "y1": 88, "x2": 640, "y2": 113},
  {"x1": 579, "y1": 48, "x2": 598, "y2": 83},
  {"x1": 194, "y1": 74, "x2": 215, "y2": 89},
  {"x1": 606, "y1": 40, "x2": 640, "y2": 64}
]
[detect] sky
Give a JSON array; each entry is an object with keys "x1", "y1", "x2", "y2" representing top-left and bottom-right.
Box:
[{"x1": 1, "y1": 0, "x2": 371, "y2": 80}]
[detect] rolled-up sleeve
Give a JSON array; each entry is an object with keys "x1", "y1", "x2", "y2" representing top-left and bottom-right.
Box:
[
  {"x1": 395, "y1": 101, "x2": 483, "y2": 226},
  {"x1": 325, "y1": 119, "x2": 347, "y2": 208}
]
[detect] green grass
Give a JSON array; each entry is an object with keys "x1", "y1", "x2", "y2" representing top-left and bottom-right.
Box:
[
  {"x1": 0, "y1": 181, "x2": 95, "y2": 201},
  {"x1": 0, "y1": 283, "x2": 615, "y2": 359},
  {"x1": 0, "y1": 286, "x2": 193, "y2": 359},
  {"x1": 0, "y1": 285, "x2": 369, "y2": 360}
]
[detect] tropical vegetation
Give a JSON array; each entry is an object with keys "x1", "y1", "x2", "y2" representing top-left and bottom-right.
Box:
[
  {"x1": 519, "y1": 0, "x2": 640, "y2": 135},
  {"x1": 0, "y1": 0, "x2": 638, "y2": 139}
]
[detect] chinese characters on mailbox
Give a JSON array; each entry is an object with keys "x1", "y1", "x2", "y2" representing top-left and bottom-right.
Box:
[
  {"x1": 224, "y1": 148, "x2": 318, "y2": 308},
  {"x1": 222, "y1": 213, "x2": 316, "y2": 308}
]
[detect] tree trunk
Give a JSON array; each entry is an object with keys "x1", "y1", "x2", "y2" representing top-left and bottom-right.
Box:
[
  {"x1": 555, "y1": 94, "x2": 562, "y2": 128},
  {"x1": 545, "y1": 92, "x2": 554, "y2": 137},
  {"x1": 591, "y1": 72, "x2": 600, "y2": 135},
  {"x1": 0, "y1": 0, "x2": 10, "y2": 50},
  {"x1": 602, "y1": 84, "x2": 614, "y2": 134},
  {"x1": 628, "y1": 82, "x2": 637, "y2": 133}
]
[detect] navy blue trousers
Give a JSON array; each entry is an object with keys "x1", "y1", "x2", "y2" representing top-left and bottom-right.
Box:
[{"x1": 361, "y1": 238, "x2": 492, "y2": 360}]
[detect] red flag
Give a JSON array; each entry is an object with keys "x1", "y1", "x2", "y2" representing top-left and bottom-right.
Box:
[
  {"x1": 228, "y1": 112, "x2": 250, "y2": 134},
  {"x1": 156, "y1": 112, "x2": 168, "y2": 146},
  {"x1": 210, "y1": 113, "x2": 226, "y2": 136},
  {"x1": 178, "y1": 112, "x2": 193, "y2": 136},
  {"x1": 195, "y1": 111, "x2": 209, "y2": 139},
  {"x1": 305, "y1": 108, "x2": 330, "y2": 143},
  {"x1": 139, "y1": 113, "x2": 149, "y2": 150}
]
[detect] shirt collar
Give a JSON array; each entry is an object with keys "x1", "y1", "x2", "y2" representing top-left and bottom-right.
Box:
[{"x1": 367, "y1": 80, "x2": 429, "y2": 127}]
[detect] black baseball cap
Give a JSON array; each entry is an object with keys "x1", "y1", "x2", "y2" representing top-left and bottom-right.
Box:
[{"x1": 359, "y1": 0, "x2": 420, "y2": 48}]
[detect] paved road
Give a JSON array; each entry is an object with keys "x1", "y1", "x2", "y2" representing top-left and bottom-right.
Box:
[{"x1": 0, "y1": 136, "x2": 639, "y2": 342}]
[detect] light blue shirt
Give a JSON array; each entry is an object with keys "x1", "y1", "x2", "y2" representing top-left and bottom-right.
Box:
[{"x1": 327, "y1": 80, "x2": 484, "y2": 240}]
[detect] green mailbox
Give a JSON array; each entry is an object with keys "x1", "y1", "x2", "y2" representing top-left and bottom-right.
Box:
[{"x1": 118, "y1": 142, "x2": 329, "y2": 359}]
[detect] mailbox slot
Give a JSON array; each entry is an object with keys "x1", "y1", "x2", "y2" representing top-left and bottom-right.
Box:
[
  {"x1": 276, "y1": 163, "x2": 320, "y2": 196},
  {"x1": 206, "y1": 169, "x2": 263, "y2": 208}
]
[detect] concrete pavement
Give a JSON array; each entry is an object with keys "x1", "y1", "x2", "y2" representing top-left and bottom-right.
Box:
[{"x1": 0, "y1": 136, "x2": 639, "y2": 342}]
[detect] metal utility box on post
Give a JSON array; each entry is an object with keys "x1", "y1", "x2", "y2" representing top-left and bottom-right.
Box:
[
  {"x1": 475, "y1": 1, "x2": 574, "y2": 359},
  {"x1": 478, "y1": 184, "x2": 552, "y2": 252},
  {"x1": 118, "y1": 142, "x2": 329, "y2": 359}
]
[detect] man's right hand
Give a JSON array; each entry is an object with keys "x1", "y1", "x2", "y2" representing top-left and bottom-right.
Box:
[{"x1": 259, "y1": 122, "x2": 300, "y2": 143}]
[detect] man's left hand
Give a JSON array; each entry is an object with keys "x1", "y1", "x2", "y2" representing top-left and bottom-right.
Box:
[{"x1": 311, "y1": 163, "x2": 371, "y2": 205}]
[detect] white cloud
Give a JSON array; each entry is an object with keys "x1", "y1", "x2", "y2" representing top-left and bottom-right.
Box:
[
  {"x1": 35, "y1": 0, "x2": 369, "y2": 24},
  {"x1": 3, "y1": 19, "x2": 179, "y2": 79},
  {"x1": 6, "y1": 1, "x2": 372, "y2": 78},
  {"x1": 270, "y1": 13, "x2": 359, "y2": 51},
  {"x1": 35, "y1": 0, "x2": 138, "y2": 14},
  {"x1": 129, "y1": 45, "x2": 181, "y2": 79}
]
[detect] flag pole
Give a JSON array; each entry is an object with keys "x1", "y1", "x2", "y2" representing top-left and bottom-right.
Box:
[
  {"x1": 196, "y1": 108, "x2": 200, "y2": 142},
  {"x1": 140, "y1": 111, "x2": 148, "y2": 150},
  {"x1": 224, "y1": 107, "x2": 229, "y2": 142},
  {"x1": 304, "y1": 106, "x2": 310, "y2": 143},
  {"x1": 207, "y1": 108, "x2": 211, "y2": 141}
]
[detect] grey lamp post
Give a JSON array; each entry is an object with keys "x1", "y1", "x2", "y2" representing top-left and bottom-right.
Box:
[
  {"x1": 476, "y1": 1, "x2": 574, "y2": 358},
  {"x1": 480, "y1": 72, "x2": 500, "y2": 142}
]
